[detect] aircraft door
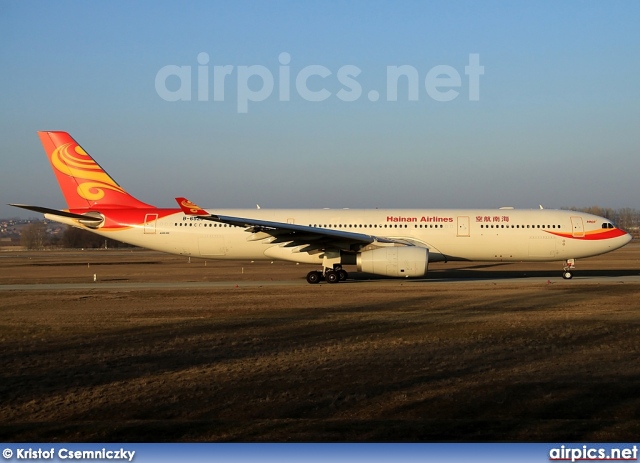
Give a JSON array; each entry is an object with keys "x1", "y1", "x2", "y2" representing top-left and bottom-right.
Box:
[
  {"x1": 144, "y1": 214, "x2": 158, "y2": 234},
  {"x1": 457, "y1": 216, "x2": 470, "y2": 237},
  {"x1": 570, "y1": 216, "x2": 585, "y2": 238}
]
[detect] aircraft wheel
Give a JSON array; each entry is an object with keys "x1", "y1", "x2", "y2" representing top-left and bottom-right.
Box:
[
  {"x1": 306, "y1": 271, "x2": 321, "y2": 284},
  {"x1": 562, "y1": 271, "x2": 573, "y2": 280},
  {"x1": 325, "y1": 270, "x2": 339, "y2": 284},
  {"x1": 337, "y1": 269, "x2": 348, "y2": 281}
]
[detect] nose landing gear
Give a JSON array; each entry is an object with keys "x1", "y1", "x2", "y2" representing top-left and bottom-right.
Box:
[{"x1": 562, "y1": 259, "x2": 575, "y2": 279}]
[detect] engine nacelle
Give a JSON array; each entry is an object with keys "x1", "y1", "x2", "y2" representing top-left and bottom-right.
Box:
[{"x1": 357, "y1": 247, "x2": 429, "y2": 278}]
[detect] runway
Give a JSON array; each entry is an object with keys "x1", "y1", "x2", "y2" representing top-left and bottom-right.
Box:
[{"x1": 2, "y1": 274, "x2": 639, "y2": 291}]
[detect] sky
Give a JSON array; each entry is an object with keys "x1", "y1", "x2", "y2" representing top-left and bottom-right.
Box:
[{"x1": 1, "y1": 0, "x2": 639, "y2": 218}]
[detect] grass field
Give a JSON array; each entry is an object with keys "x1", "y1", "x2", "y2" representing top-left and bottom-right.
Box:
[{"x1": 1, "y1": 244, "x2": 639, "y2": 441}]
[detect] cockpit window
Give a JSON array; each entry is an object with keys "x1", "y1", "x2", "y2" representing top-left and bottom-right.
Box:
[{"x1": 602, "y1": 222, "x2": 615, "y2": 229}]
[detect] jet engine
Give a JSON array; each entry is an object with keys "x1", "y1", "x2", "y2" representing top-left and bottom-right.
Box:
[{"x1": 357, "y1": 247, "x2": 429, "y2": 277}]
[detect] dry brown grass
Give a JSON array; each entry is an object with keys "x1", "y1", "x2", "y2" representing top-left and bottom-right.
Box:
[{"x1": 1, "y1": 244, "x2": 639, "y2": 441}]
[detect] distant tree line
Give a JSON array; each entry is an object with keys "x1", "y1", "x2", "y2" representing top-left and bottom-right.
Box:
[
  {"x1": 20, "y1": 222, "x2": 48, "y2": 250},
  {"x1": 21, "y1": 224, "x2": 135, "y2": 250},
  {"x1": 58, "y1": 226, "x2": 135, "y2": 249}
]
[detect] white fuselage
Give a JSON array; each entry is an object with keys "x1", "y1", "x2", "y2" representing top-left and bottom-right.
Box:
[{"x1": 47, "y1": 208, "x2": 632, "y2": 265}]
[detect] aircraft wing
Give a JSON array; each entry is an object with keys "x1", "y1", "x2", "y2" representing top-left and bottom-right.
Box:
[{"x1": 175, "y1": 197, "x2": 412, "y2": 250}]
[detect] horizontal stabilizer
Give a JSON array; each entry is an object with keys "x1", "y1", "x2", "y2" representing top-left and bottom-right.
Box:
[{"x1": 8, "y1": 204, "x2": 103, "y2": 222}]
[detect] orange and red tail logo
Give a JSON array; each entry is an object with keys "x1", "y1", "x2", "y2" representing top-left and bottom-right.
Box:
[
  {"x1": 175, "y1": 197, "x2": 209, "y2": 216},
  {"x1": 38, "y1": 131, "x2": 152, "y2": 210}
]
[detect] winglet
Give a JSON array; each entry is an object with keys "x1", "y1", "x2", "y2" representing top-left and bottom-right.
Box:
[{"x1": 175, "y1": 197, "x2": 209, "y2": 216}]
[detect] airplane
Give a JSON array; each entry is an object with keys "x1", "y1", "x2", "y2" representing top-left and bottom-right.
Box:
[{"x1": 10, "y1": 131, "x2": 632, "y2": 284}]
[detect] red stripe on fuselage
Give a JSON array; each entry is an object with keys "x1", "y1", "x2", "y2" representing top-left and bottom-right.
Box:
[{"x1": 545, "y1": 228, "x2": 628, "y2": 240}]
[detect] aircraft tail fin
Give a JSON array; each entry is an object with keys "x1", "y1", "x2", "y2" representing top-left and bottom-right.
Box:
[{"x1": 38, "y1": 131, "x2": 153, "y2": 210}]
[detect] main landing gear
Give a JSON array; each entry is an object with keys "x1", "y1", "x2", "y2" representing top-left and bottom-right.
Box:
[
  {"x1": 306, "y1": 266, "x2": 349, "y2": 284},
  {"x1": 562, "y1": 258, "x2": 575, "y2": 280}
]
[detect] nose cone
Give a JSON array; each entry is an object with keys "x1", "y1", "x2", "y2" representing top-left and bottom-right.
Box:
[
  {"x1": 613, "y1": 228, "x2": 633, "y2": 249},
  {"x1": 606, "y1": 228, "x2": 633, "y2": 251}
]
